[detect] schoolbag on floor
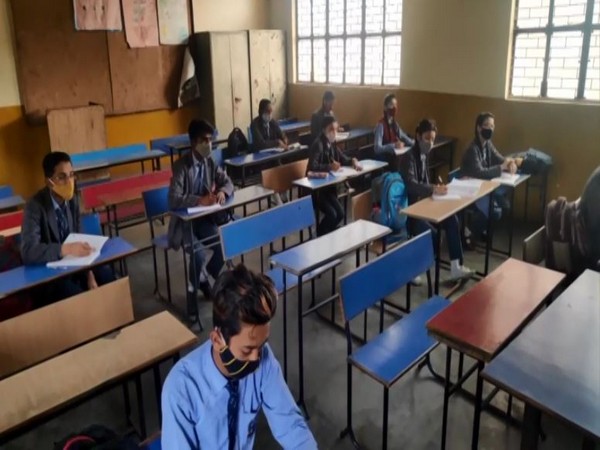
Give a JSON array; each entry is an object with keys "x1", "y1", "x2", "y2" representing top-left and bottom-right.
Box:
[
  {"x1": 371, "y1": 172, "x2": 408, "y2": 238},
  {"x1": 225, "y1": 127, "x2": 249, "y2": 160}
]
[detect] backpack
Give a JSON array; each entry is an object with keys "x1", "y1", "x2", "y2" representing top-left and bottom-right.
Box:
[
  {"x1": 371, "y1": 172, "x2": 408, "y2": 238},
  {"x1": 509, "y1": 148, "x2": 553, "y2": 175},
  {"x1": 225, "y1": 127, "x2": 249, "y2": 160}
]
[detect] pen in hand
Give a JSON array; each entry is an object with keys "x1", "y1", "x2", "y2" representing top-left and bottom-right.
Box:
[{"x1": 438, "y1": 176, "x2": 444, "y2": 185}]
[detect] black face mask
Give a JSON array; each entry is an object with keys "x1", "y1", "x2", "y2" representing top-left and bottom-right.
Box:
[
  {"x1": 218, "y1": 344, "x2": 261, "y2": 380},
  {"x1": 481, "y1": 128, "x2": 493, "y2": 141}
]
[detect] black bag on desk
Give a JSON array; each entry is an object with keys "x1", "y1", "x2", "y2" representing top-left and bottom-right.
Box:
[
  {"x1": 509, "y1": 148, "x2": 553, "y2": 175},
  {"x1": 225, "y1": 127, "x2": 249, "y2": 160}
]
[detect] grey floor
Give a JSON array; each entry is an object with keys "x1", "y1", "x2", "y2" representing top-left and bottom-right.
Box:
[{"x1": 5, "y1": 202, "x2": 584, "y2": 450}]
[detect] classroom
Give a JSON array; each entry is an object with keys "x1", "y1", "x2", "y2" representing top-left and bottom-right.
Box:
[{"x1": 0, "y1": 0, "x2": 599, "y2": 449}]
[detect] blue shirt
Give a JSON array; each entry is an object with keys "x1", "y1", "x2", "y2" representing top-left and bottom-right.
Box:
[{"x1": 161, "y1": 341, "x2": 318, "y2": 450}]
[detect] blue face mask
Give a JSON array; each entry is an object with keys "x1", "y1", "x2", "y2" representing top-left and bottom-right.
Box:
[{"x1": 218, "y1": 340, "x2": 261, "y2": 380}]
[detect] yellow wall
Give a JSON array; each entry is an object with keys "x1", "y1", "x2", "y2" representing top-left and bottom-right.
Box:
[
  {"x1": 0, "y1": 0, "x2": 19, "y2": 107},
  {"x1": 192, "y1": 0, "x2": 270, "y2": 32}
]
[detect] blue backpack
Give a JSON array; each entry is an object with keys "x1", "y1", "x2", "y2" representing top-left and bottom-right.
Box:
[{"x1": 371, "y1": 172, "x2": 408, "y2": 237}]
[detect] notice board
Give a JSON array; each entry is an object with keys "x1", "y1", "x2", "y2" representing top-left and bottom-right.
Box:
[{"x1": 10, "y1": 0, "x2": 186, "y2": 122}]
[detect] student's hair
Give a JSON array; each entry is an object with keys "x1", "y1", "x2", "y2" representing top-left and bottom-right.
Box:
[
  {"x1": 383, "y1": 93, "x2": 396, "y2": 108},
  {"x1": 474, "y1": 112, "x2": 494, "y2": 136},
  {"x1": 322, "y1": 90, "x2": 335, "y2": 104},
  {"x1": 212, "y1": 264, "x2": 277, "y2": 342},
  {"x1": 321, "y1": 115, "x2": 337, "y2": 130},
  {"x1": 188, "y1": 119, "x2": 215, "y2": 143},
  {"x1": 258, "y1": 99, "x2": 272, "y2": 114},
  {"x1": 42, "y1": 151, "x2": 72, "y2": 178},
  {"x1": 415, "y1": 118, "x2": 438, "y2": 136}
]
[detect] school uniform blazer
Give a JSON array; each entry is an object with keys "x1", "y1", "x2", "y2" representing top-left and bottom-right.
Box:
[
  {"x1": 310, "y1": 108, "x2": 335, "y2": 143},
  {"x1": 581, "y1": 166, "x2": 600, "y2": 263},
  {"x1": 167, "y1": 152, "x2": 234, "y2": 250},
  {"x1": 307, "y1": 134, "x2": 352, "y2": 174},
  {"x1": 399, "y1": 145, "x2": 434, "y2": 205},
  {"x1": 461, "y1": 138, "x2": 505, "y2": 180},
  {"x1": 21, "y1": 188, "x2": 80, "y2": 265},
  {"x1": 250, "y1": 116, "x2": 286, "y2": 151}
]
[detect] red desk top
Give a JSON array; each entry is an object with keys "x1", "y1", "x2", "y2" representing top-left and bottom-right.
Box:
[{"x1": 426, "y1": 258, "x2": 565, "y2": 362}]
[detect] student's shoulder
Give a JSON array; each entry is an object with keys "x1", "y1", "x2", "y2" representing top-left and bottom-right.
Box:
[
  {"x1": 164, "y1": 342, "x2": 209, "y2": 392},
  {"x1": 24, "y1": 188, "x2": 49, "y2": 211}
]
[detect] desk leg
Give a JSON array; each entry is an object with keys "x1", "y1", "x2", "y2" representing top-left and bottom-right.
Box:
[
  {"x1": 441, "y1": 347, "x2": 452, "y2": 450},
  {"x1": 282, "y1": 270, "x2": 288, "y2": 382},
  {"x1": 188, "y1": 222, "x2": 203, "y2": 330},
  {"x1": 520, "y1": 404, "x2": 541, "y2": 450},
  {"x1": 524, "y1": 179, "x2": 530, "y2": 223},
  {"x1": 507, "y1": 186, "x2": 516, "y2": 257},
  {"x1": 297, "y1": 273, "x2": 308, "y2": 418},
  {"x1": 484, "y1": 194, "x2": 494, "y2": 276},
  {"x1": 242, "y1": 167, "x2": 246, "y2": 188},
  {"x1": 435, "y1": 223, "x2": 442, "y2": 295},
  {"x1": 471, "y1": 361, "x2": 485, "y2": 450}
]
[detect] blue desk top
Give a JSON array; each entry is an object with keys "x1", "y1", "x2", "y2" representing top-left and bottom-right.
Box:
[
  {"x1": 0, "y1": 195, "x2": 25, "y2": 212},
  {"x1": 280, "y1": 120, "x2": 310, "y2": 133},
  {"x1": 0, "y1": 237, "x2": 137, "y2": 297},
  {"x1": 338, "y1": 127, "x2": 373, "y2": 142},
  {"x1": 224, "y1": 145, "x2": 308, "y2": 168},
  {"x1": 482, "y1": 269, "x2": 600, "y2": 439},
  {"x1": 170, "y1": 185, "x2": 274, "y2": 221},
  {"x1": 72, "y1": 149, "x2": 164, "y2": 172},
  {"x1": 270, "y1": 219, "x2": 391, "y2": 276},
  {"x1": 294, "y1": 159, "x2": 388, "y2": 191}
]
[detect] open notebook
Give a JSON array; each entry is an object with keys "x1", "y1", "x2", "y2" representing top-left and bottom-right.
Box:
[
  {"x1": 432, "y1": 179, "x2": 483, "y2": 201},
  {"x1": 492, "y1": 172, "x2": 521, "y2": 186},
  {"x1": 47, "y1": 233, "x2": 108, "y2": 268}
]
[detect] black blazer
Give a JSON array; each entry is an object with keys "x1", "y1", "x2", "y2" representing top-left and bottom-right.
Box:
[
  {"x1": 21, "y1": 188, "x2": 80, "y2": 265},
  {"x1": 399, "y1": 145, "x2": 434, "y2": 205},
  {"x1": 250, "y1": 116, "x2": 286, "y2": 151},
  {"x1": 307, "y1": 134, "x2": 351, "y2": 173}
]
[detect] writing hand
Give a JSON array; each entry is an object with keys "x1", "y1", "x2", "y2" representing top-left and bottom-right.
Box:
[{"x1": 216, "y1": 191, "x2": 226, "y2": 205}]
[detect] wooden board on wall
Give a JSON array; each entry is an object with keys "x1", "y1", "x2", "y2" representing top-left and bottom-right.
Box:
[
  {"x1": 107, "y1": 32, "x2": 185, "y2": 114},
  {"x1": 10, "y1": 0, "x2": 113, "y2": 121},
  {"x1": 47, "y1": 106, "x2": 107, "y2": 153}
]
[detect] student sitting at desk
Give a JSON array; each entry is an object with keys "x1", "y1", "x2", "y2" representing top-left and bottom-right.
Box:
[
  {"x1": 399, "y1": 119, "x2": 472, "y2": 281},
  {"x1": 374, "y1": 93, "x2": 414, "y2": 171},
  {"x1": 168, "y1": 119, "x2": 234, "y2": 311},
  {"x1": 461, "y1": 112, "x2": 521, "y2": 244},
  {"x1": 161, "y1": 264, "x2": 317, "y2": 450},
  {"x1": 307, "y1": 116, "x2": 362, "y2": 236},
  {"x1": 21, "y1": 152, "x2": 114, "y2": 305},
  {"x1": 250, "y1": 99, "x2": 288, "y2": 151},
  {"x1": 310, "y1": 90, "x2": 339, "y2": 142}
]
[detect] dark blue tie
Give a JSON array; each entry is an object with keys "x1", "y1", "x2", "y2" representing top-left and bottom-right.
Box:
[
  {"x1": 193, "y1": 163, "x2": 205, "y2": 196},
  {"x1": 226, "y1": 380, "x2": 240, "y2": 450},
  {"x1": 56, "y1": 205, "x2": 69, "y2": 242}
]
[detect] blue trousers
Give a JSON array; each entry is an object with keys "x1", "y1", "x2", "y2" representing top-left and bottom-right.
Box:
[
  {"x1": 314, "y1": 189, "x2": 344, "y2": 236},
  {"x1": 188, "y1": 218, "x2": 225, "y2": 285},
  {"x1": 410, "y1": 215, "x2": 463, "y2": 261}
]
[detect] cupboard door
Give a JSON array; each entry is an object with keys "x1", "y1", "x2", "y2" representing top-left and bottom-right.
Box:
[
  {"x1": 249, "y1": 30, "x2": 271, "y2": 118},
  {"x1": 229, "y1": 31, "x2": 252, "y2": 132},
  {"x1": 210, "y1": 33, "x2": 234, "y2": 136},
  {"x1": 269, "y1": 30, "x2": 287, "y2": 121}
]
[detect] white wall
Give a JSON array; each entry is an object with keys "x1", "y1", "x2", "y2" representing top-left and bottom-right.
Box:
[
  {"x1": 0, "y1": 0, "x2": 20, "y2": 107},
  {"x1": 192, "y1": 0, "x2": 271, "y2": 32}
]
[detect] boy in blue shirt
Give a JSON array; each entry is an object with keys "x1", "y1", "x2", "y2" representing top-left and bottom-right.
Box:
[{"x1": 161, "y1": 264, "x2": 317, "y2": 450}]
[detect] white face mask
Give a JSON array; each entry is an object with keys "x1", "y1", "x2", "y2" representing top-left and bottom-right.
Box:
[
  {"x1": 419, "y1": 139, "x2": 433, "y2": 154},
  {"x1": 262, "y1": 113, "x2": 271, "y2": 123},
  {"x1": 326, "y1": 131, "x2": 336, "y2": 143},
  {"x1": 195, "y1": 142, "x2": 211, "y2": 158}
]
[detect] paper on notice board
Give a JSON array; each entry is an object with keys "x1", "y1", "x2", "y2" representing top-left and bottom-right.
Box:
[
  {"x1": 73, "y1": 0, "x2": 123, "y2": 31},
  {"x1": 157, "y1": 0, "x2": 190, "y2": 45},
  {"x1": 47, "y1": 233, "x2": 108, "y2": 268},
  {"x1": 122, "y1": 0, "x2": 160, "y2": 48}
]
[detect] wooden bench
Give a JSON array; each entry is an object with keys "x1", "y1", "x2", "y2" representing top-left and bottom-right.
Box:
[
  {"x1": 339, "y1": 231, "x2": 449, "y2": 450},
  {"x1": 523, "y1": 225, "x2": 573, "y2": 273},
  {"x1": 261, "y1": 158, "x2": 308, "y2": 201},
  {"x1": 0, "y1": 277, "x2": 197, "y2": 444}
]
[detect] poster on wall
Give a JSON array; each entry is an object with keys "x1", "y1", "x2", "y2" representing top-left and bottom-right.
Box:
[
  {"x1": 157, "y1": 0, "x2": 190, "y2": 45},
  {"x1": 122, "y1": 0, "x2": 160, "y2": 48},
  {"x1": 73, "y1": 0, "x2": 123, "y2": 31}
]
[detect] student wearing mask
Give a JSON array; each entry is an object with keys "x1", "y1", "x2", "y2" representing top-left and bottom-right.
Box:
[
  {"x1": 161, "y1": 264, "x2": 318, "y2": 450},
  {"x1": 307, "y1": 116, "x2": 362, "y2": 236},
  {"x1": 310, "y1": 90, "x2": 337, "y2": 142},
  {"x1": 399, "y1": 119, "x2": 472, "y2": 281},
  {"x1": 374, "y1": 93, "x2": 414, "y2": 170},
  {"x1": 168, "y1": 119, "x2": 234, "y2": 313},
  {"x1": 461, "y1": 112, "x2": 519, "y2": 242},
  {"x1": 21, "y1": 152, "x2": 115, "y2": 304},
  {"x1": 581, "y1": 166, "x2": 600, "y2": 268},
  {"x1": 250, "y1": 99, "x2": 288, "y2": 151}
]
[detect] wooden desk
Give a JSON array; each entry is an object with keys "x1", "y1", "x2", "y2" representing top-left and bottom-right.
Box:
[
  {"x1": 270, "y1": 219, "x2": 391, "y2": 415},
  {"x1": 482, "y1": 269, "x2": 599, "y2": 449},
  {"x1": 403, "y1": 181, "x2": 500, "y2": 293},
  {"x1": 0, "y1": 227, "x2": 21, "y2": 238},
  {"x1": 0, "y1": 196, "x2": 25, "y2": 213},
  {"x1": 426, "y1": 258, "x2": 565, "y2": 449},
  {"x1": 293, "y1": 159, "x2": 388, "y2": 192},
  {"x1": 72, "y1": 149, "x2": 164, "y2": 174}
]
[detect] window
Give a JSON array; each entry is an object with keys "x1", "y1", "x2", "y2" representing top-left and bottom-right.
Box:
[
  {"x1": 296, "y1": 0, "x2": 403, "y2": 86},
  {"x1": 511, "y1": 0, "x2": 600, "y2": 101}
]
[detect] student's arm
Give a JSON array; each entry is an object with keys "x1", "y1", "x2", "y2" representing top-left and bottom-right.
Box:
[
  {"x1": 462, "y1": 144, "x2": 502, "y2": 179},
  {"x1": 396, "y1": 124, "x2": 415, "y2": 147},
  {"x1": 399, "y1": 154, "x2": 434, "y2": 199},
  {"x1": 168, "y1": 162, "x2": 201, "y2": 209},
  {"x1": 261, "y1": 346, "x2": 318, "y2": 450},
  {"x1": 307, "y1": 140, "x2": 331, "y2": 172},
  {"x1": 214, "y1": 163, "x2": 234, "y2": 198},
  {"x1": 310, "y1": 112, "x2": 320, "y2": 143},
  {"x1": 273, "y1": 121, "x2": 288, "y2": 145},
  {"x1": 20, "y1": 200, "x2": 62, "y2": 264},
  {"x1": 251, "y1": 119, "x2": 279, "y2": 150},
  {"x1": 488, "y1": 141, "x2": 505, "y2": 166},
  {"x1": 336, "y1": 146, "x2": 353, "y2": 166},
  {"x1": 374, "y1": 123, "x2": 396, "y2": 154},
  {"x1": 161, "y1": 364, "x2": 199, "y2": 450}
]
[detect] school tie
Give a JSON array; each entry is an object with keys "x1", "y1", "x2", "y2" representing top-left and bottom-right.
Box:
[
  {"x1": 420, "y1": 154, "x2": 429, "y2": 184},
  {"x1": 56, "y1": 205, "x2": 70, "y2": 243},
  {"x1": 226, "y1": 380, "x2": 240, "y2": 450},
  {"x1": 193, "y1": 163, "x2": 205, "y2": 196}
]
